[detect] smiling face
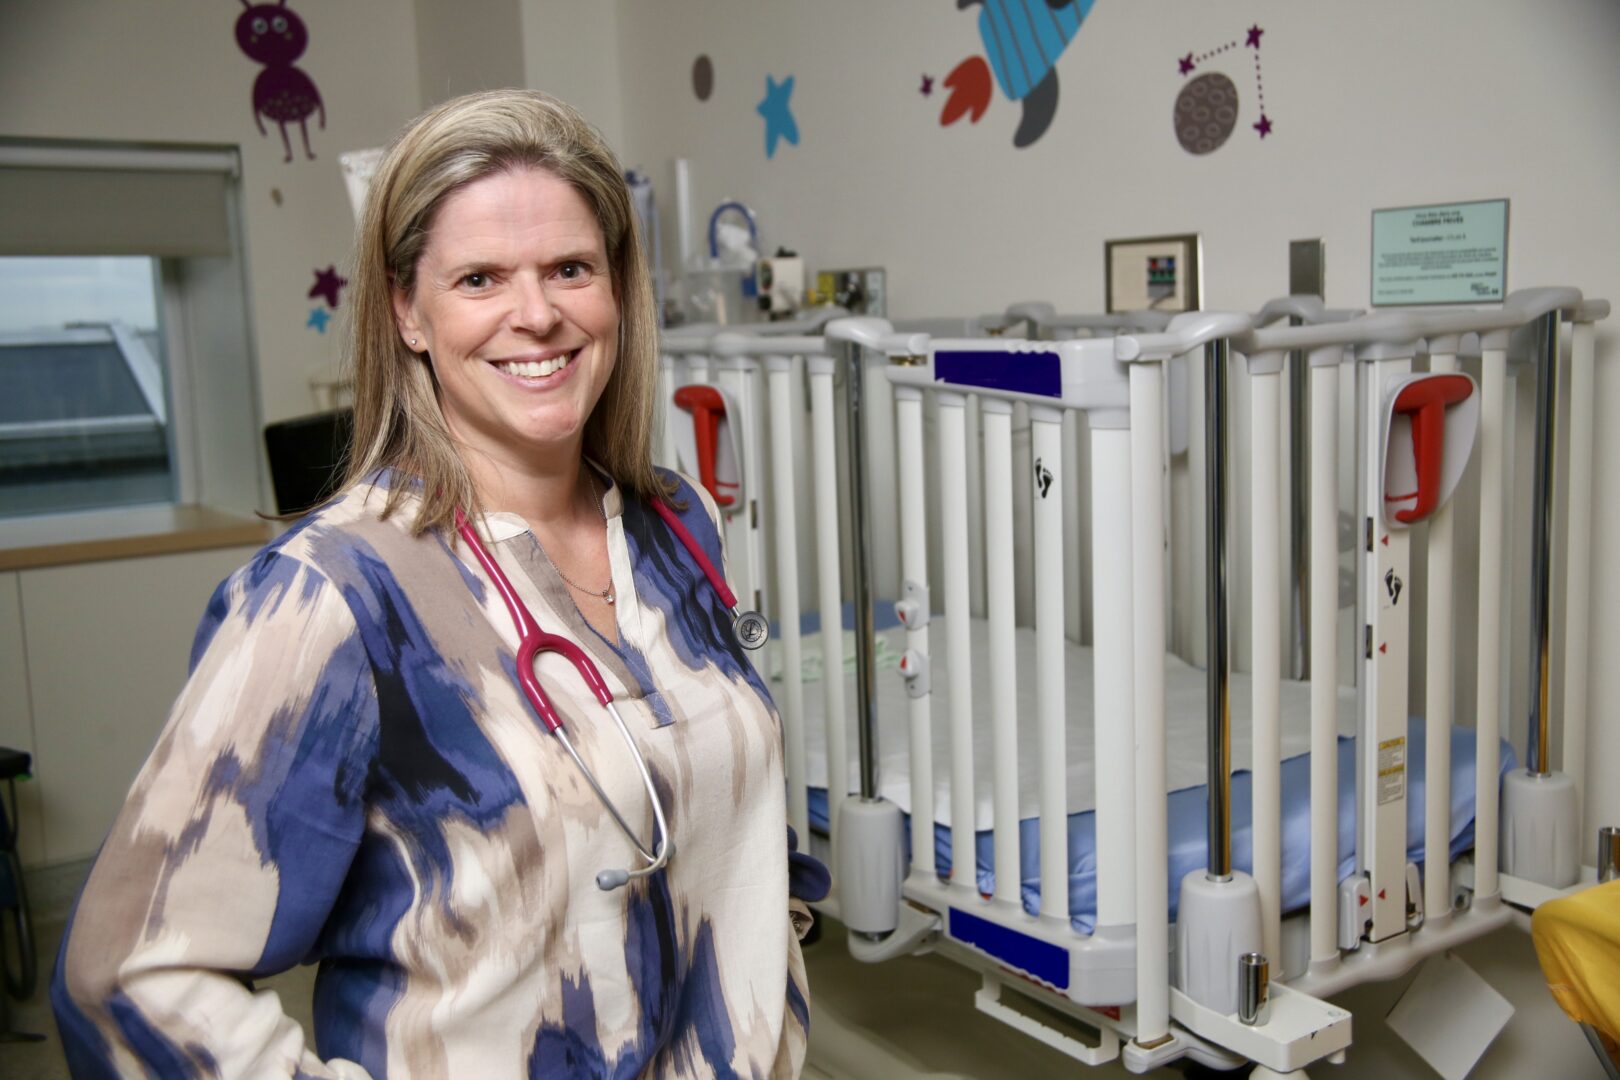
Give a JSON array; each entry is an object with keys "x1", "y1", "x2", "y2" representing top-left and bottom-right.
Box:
[{"x1": 392, "y1": 167, "x2": 620, "y2": 477}]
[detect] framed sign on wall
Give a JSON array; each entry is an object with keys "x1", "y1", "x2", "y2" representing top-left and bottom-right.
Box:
[
  {"x1": 1370, "y1": 198, "x2": 1509, "y2": 306},
  {"x1": 1106, "y1": 233, "x2": 1202, "y2": 313}
]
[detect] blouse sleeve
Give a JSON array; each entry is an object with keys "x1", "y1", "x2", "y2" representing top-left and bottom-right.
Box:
[{"x1": 51, "y1": 550, "x2": 380, "y2": 1080}]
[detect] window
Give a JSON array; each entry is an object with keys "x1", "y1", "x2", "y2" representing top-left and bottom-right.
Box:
[
  {"x1": 0, "y1": 140, "x2": 262, "y2": 520},
  {"x1": 0, "y1": 257, "x2": 175, "y2": 515}
]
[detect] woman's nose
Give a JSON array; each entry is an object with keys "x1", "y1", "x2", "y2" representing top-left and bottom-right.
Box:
[{"x1": 512, "y1": 275, "x2": 561, "y2": 335}]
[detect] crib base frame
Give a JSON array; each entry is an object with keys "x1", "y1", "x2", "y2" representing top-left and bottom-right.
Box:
[
  {"x1": 826, "y1": 861, "x2": 1586, "y2": 1072},
  {"x1": 899, "y1": 869, "x2": 1137, "y2": 1007}
]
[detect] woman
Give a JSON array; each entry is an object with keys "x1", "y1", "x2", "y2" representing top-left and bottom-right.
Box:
[{"x1": 52, "y1": 89, "x2": 826, "y2": 1078}]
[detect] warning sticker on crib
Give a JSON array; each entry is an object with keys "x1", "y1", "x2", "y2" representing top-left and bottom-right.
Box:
[{"x1": 1377, "y1": 737, "x2": 1407, "y2": 805}]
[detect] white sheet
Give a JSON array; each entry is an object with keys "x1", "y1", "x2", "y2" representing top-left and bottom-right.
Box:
[{"x1": 780, "y1": 615, "x2": 1358, "y2": 829}]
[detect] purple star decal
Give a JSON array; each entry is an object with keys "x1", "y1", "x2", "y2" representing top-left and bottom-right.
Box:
[
  {"x1": 1178, "y1": 52, "x2": 1195, "y2": 76},
  {"x1": 308, "y1": 265, "x2": 348, "y2": 309},
  {"x1": 1253, "y1": 113, "x2": 1274, "y2": 138},
  {"x1": 920, "y1": 74, "x2": 934, "y2": 96},
  {"x1": 1246, "y1": 24, "x2": 1265, "y2": 48}
]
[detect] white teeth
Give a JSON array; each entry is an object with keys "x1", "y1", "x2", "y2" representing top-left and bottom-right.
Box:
[{"x1": 497, "y1": 353, "x2": 572, "y2": 378}]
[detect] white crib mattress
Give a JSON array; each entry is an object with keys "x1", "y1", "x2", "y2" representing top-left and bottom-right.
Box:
[{"x1": 782, "y1": 614, "x2": 1358, "y2": 830}]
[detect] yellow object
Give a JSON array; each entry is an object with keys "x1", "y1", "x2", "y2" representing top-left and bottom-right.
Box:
[{"x1": 1532, "y1": 878, "x2": 1620, "y2": 1066}]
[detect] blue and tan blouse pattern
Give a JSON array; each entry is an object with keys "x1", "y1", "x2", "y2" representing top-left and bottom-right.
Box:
[{"x1": 51, "y1": 470, "x2": 810, "y2": 1079}]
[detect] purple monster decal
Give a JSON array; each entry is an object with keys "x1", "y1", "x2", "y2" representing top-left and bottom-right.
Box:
[{"x1": 236, "y1": 0, "x2": 325, "y2": 162}]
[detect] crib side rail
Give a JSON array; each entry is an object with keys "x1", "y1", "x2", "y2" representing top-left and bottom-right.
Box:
[{"x1": 1226, "y1": 291, "x2": 1613, "y2": 1005}]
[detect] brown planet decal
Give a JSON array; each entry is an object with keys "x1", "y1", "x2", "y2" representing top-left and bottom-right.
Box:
[
  {"x1": 1174, "y1": 72, "x2": 1238, "y2": 155},
  {"x1": 693, "y1": 55, "x2": 714, "y2": 102}
]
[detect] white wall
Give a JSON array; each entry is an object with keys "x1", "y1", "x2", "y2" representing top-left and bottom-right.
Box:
[
  {"x1": 521, "y1": 0, "x2": 627, "y2": 154},
  {"x1": 415, "y1": 0, "x2": 526, "y2": 108},
  {"x1": 609, "y1": 0, "x2": 1620, "y2": 841}
]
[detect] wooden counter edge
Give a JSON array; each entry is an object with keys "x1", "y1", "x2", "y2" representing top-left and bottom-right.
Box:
[{"x1": 0, "y1": 506, "x2": 272, "y2": 572}]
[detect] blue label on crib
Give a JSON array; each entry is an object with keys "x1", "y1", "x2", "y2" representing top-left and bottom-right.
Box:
[
  {"x1": 948, "y1": 907, "x2": 1069, "y2": 990},
  {"x1": 934, "y1": 350, "x2": 1062, "y2": 398}
]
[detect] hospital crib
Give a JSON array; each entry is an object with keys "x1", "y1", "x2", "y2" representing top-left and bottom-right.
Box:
[{"x1": 656, "y1": 288, "x2": 1611, "y2": 1075}]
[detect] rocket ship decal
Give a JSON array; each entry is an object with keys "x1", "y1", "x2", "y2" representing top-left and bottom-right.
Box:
[{"x1": 941, "y1": 0, "x2": 1095, "y2": 148}]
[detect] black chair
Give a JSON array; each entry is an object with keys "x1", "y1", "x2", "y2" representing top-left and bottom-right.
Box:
[
  {"x1": 0, "y1": 747, "x2": 43, "y2": 1043},
  {"x1": 263, "y1": 408, "x2": 353, "y2": 516}
]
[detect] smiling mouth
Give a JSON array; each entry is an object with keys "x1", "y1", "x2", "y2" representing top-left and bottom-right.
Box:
[{"x1": 491, "y1": 350, "x2": 579, "y2": 379}]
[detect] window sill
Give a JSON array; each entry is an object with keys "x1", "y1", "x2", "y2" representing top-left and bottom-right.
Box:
[{"x1": 0, "y1": 504, "x2": 270, "y2": 572}]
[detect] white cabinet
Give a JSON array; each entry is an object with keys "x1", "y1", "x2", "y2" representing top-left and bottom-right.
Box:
[{"x1": 4, "y1": 547, "x2": 260, "y2": 868}]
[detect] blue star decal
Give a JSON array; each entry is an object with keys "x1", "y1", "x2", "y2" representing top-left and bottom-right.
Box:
[
  {"x1": 307, "y1": 306, "x2": 331, "y2": 333},
  {"x1": 756, "y1": 74, "x2": 798, "y2": 159}
]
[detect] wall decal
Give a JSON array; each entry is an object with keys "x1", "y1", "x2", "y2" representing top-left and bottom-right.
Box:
[
  {"x1": 306, "y1": 307, "x2": 331, "y2": 333},
  {"x1": 1173, "y1": 73, "x2": 1239, "y2": 155},
  {"x1": 692, "y1": 55, "x2": 714, "y2": 101},
  {"x1": 308, "y1": 265, "x2": 347, "y2": 308},
  {"x1": 920, "y1": 74, "x2": 934, "y2": 97},
  {"x1": 236, "y1": 0, "x2": 325, "y2": 163},
  {"x1": 756, "y1": 75, "x2": 799, "y2": 159},
  {"x1": 941, "y1": 58, "x2": 991, "y2": 126},
  {"x1": 939, "y1": 0, "x2": 1096, "y2": 149},
  {"x1": 1173, "y1": 22, "x2": 1272, "y2": 153}
]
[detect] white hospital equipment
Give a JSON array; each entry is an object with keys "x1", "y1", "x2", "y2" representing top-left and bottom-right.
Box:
[{"x1": 655, "y1": 287, "x2": 1611, "y2": 1075}]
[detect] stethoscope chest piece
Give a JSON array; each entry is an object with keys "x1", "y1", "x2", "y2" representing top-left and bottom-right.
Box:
[{"x1": 734, "y1": 609, "x2": 769, "y2": 650}]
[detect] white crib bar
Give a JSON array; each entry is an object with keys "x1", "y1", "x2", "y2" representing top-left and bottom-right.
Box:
[
  {"x1": 1249, "y1": 362, "x2": 1283, "y2": 966},
  {"x1": 766, "y1": 355, "x2": 809, "y2": 839},
  {"x1": 938, "y1": 393, "x2": 979, "y2": 888},
  {"x1": 717, "y1": 357, "x2": 765, "y2": 665},
  {"x1": 1127, "y1": 367, "x2": 1169, "y2": 1042},
  {"x1": 982, "y1": 400, "x2": 1021, "y2": 905},
  {"x1": 1560, "y1": 319, "x2": 1596, "y2": 805},
  {"x1": 1424, "y1": 348, "x2": 1460, "y2": 921},
  {"x1": 1062, "y1": 412, "x2": 1084, "y2": 644},
  {"x1": 895, "y1": 386, "x2": 936, "y2": 877},
  {"x1": 1091, "y1": 421, "x2": 1137, "y2": 929},
  {"x1": 657, "y1": 355, "x2": 680, "y2": 467},
  {"x1": 1031, "y1": 406, "x2": 1069, "y2": 923},
  {"x1": 1308, "y1": 350, "x2": 1341, "y2": 968},
  {"x1": 966, "y1": 396, "x2": 988, "y2": 617},
  {"x1": 1473, "y1": 344, "x2": 1508, "y2": 901},
  {"x1": 808, "y1": 356, "x2": 849, "y2": 845}
]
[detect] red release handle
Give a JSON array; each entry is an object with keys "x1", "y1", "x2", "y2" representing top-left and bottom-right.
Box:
[
  {"x1": 673, "y1": 385, "x2": 735, "y2": 507},
  {"x1": 1390, "y1": 374, "x2": 1472, "y2": 524}
]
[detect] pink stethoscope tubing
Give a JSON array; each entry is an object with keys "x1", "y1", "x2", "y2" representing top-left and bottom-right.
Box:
[
  {"x1": 455, "y1": 507, "x2": 675, "y2": 891},
  {"x1": 647, "y1": 499, "x2": 770, "y2": 651}
]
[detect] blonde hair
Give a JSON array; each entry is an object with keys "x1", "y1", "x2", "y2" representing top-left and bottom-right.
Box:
[{"x1": 342, "y1": 88, "x2": 670, "y2": 533}]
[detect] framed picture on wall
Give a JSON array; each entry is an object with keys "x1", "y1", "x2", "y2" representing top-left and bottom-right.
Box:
[{"x1": 1105, "y1": 233, "x2": 1202, "y2": 313}]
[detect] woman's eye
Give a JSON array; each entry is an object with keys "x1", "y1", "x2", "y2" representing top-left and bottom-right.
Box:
[
  {"x1": 461, "y1": 272, "x2": 489, "y2": 289},
  {"x1": 557, "y1": 262, "x2": 592, "y2": 282}
]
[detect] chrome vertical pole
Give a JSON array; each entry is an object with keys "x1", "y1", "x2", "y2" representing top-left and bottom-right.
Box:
[
  {"x1": 1528, "y1": 312, "x2": 1560, "y2": 776},
  {"x1": 1288, "y1": 331, "x2": 1311, "y2": 680},
  {"x1": 1205, "y1": 338, "x2": 1233, "y2": 880},
  {"x1": 844, "y1": 340, "x2": 881, "y2": 799}
]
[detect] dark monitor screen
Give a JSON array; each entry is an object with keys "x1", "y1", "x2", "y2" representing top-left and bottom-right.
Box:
[{"x1": 263, "y1": 408, "x2": 352, "y2": 516}]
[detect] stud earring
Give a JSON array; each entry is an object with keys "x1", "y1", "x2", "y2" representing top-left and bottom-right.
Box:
[{"x1": 409, "y1": 338, "x2": 418, "y2": 347}]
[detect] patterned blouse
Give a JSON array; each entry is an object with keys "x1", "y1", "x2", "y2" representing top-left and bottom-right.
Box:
[{"x1": 51, "y1": 470, "x2": 817, "y2": 1078}]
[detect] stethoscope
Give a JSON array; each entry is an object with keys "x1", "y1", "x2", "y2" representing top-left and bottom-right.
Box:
[{"x1": 453, "y1": 495, "x2": 767, "y2": 891}]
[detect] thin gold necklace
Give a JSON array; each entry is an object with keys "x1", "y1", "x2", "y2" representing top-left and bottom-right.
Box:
[{"x1": 541, "y1": 471, "x2": 614, "y2": 605}]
